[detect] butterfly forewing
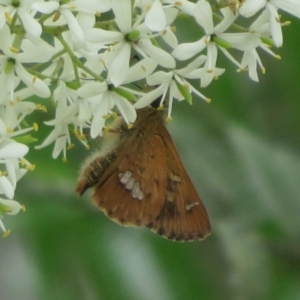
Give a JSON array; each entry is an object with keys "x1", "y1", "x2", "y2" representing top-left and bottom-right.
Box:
[{"x1": 93, "y1": 124, "x2": 169, "y2": 226}]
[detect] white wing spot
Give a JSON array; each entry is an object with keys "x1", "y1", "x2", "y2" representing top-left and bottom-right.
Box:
[
  {"x1": 186, "y1": 202, "x2": 199, "y2": 211},
  {"x1": 167, "y1": 191, "x2": 175, "y2": 202},
  {"x1": 169, "y1": 172, "x2": 181, "y2": 182},
  {"x1": 125, "y1": 177, "x2": 135, "y2": 190},
  {"x1": 119, "y1": 171, "x2": 132, "y2": 184},
  {"x1": 119, "y1": 171, "x2": 144, "y2": 200},
  {"x1": 132, "y1": 182, "x2": 144, "y2": 200}
]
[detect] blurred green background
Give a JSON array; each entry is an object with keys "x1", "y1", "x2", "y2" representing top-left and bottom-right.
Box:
[{"x1": 1, "y1": 11, "x2": 300, "y2": 300}]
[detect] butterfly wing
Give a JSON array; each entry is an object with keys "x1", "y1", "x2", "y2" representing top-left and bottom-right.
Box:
[
  {"x1": 92, "y1": 109, "x2": 211, "y2": 241},
  {"x1": 147, "y1": 126, "x2": 211, "y2": 241},
  {"x1": 92, "y1": 121, "x2": 169, "y2": 227}
]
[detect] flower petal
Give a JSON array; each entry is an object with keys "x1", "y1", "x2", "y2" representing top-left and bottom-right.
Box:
[
  {"x1": 111, "y1": 0, "x2": 131, "y2": 33},
  {"x1": 138, "y1": 39, "x2": 175, "y2": 68},
  {"x1": 0, "y1": 176, "x2": 14, "y2": 199},
  {"x1": 0, "y1": 199, "x2": 23, "y2": 215},
  {"x1": 172, "y1": 38, "x2": 206, "y2": 60},
  {"x1": 145, "y1": 0, "x2": 166, "y2": 32},
  {"x1": 194, "y1": 0, "x2": 214, "y2": 34},
  {"x1": 18, "y1": 7, "x2": 42, "y2": 37},
  {"x1": 240, "y1": 0, "x2": 265, "y2": 18},
  {"x1": 108, "y1": 42, "x2": 131, "y2": 87},
  {"x1": 0, "y1": 142, "x2": 29, "y2": 158}
]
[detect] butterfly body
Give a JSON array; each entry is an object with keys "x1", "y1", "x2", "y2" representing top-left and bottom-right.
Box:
[{"x1": 77, "y1": 107, "x2": 211, "y2": 241}]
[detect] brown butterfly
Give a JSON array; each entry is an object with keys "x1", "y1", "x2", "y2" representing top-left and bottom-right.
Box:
[{"x1": 76, "y1": 107, "x2": 211, "y2": 241}]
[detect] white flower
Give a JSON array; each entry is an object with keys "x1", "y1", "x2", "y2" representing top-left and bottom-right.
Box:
[
  {"x1": 239, "y1": 0, "x2": 266, "y2": 17},
  {"x1": 240, "y1": 0, "x2": 300, "y2": 47},
  {"x1": 38, "y1": 55, "x2": 157, "y2": 156},
  {"x1": 85, "y1": 0, "x2": 175, "y2": 86},
  {"x1": 0, "y1": 25, "x2": 52, "y2": 100},
  {"x1": 240, "y1": 0, "x2": 300, "y2": 18},
  {"x1": 0, "y1": 0, "x2": 60, "y2": 36},
  {"x1": 221, "y1": 11, "x2": 280, "y2": 81},
  {"x1": 0, "y1": 0, "x2": 41, "y2": 36},
  {"x1": 172, "y1": 1, "x2": 236, "y2": 86},
  {"x1": 173, "y1": 1, "x2": 235, "y2": 59},
  {"x1": 0, "y1": 143, "x2": 28, "y2": 200},
  {"x1": 134, "y1": 1, "x2": 179, "y2": 46},
  {"x1": 41, "y1": 0, "x2": 111, "y2": 41},
  {"x1": 0, "y1": 142, "x2": 28, "y2": 159},
  {"x1": 134, "y1": 61, "x2": 210, "y2": 118},
  {"x1": 163, "y1": 0, "x2": 196, "y2": 16},
  {"x1": 35, "y1": 82, "x2": 79, "y2": 159},
  {"x1": 181, "y1": 54, "x2": 226, "y2": 88},
  {"x1": 0, "y1": 198, "x2": 24, "y2": 237},
  {"x1": 30, "y1": 1, "x2": 60, "y2": 14},
  {"x1": 0, "y1": 105, "x2": 32, "y2": 197},
  {"x1": 135, "y1": 0, "x2": 167, "y2": 32},
  {"x1": 78, "y1": 80, "x2": 137, "y2": 138}
]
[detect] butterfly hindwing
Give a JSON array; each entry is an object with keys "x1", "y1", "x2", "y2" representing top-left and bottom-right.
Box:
[{"x1": 145, "y1": 123, "x2": 211, "y2": 241}]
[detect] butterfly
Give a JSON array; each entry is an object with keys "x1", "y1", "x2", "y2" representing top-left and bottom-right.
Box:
[{"x1": 76, "y1": 107, "x2": 211, "y2": 241}]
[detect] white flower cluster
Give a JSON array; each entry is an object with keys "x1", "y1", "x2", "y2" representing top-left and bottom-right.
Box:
[{"x1": 0, "y1": 0, "x2": 299, "y2": 236}]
